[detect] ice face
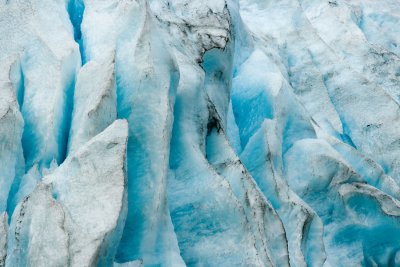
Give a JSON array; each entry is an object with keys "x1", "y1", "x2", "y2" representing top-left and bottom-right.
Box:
[
  {"x1": 0, "y1": 0, "x2": 81, "y2": 174},
  {"x1": 0, "y1": 212, "x2": 7, "y2": 267},
  {"x1": 0, "y1": 0, "x2": 400, "y2": 266},
  {"x1": 6, "y1": 120, "x2": 128, "y2": 267},
  {"x1": 0, "y1": 58, "x2": 24, "y2": 214},
  {"x1": 67, "y1": 56, "x2": 117, "y2": 155}
]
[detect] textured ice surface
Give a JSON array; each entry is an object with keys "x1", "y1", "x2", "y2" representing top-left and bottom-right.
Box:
[
  {"x1": 0, "y1": 59, "x2": 24, "y2": 214},
  {"x1": 0, "y1": 213, "x2": 7, "y2": 267},
  {"x1": 0, "y1": 0, "x2": 400, "y2": 266},
  {"x1": 6, "y1": 120, "x2": 128, "y2": 267}
]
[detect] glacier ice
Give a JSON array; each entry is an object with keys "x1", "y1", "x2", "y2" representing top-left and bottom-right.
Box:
[
  {"x1": 6, "y1": 120, "x2": 128, "y2": 267},
  {"x1": 0, "y1": 212, "x2": 7, "y2": 267},
  {"x1": 67, "y1": 56, "x2": 117, "y2": 155},
  {"x1": 0, "y1": 58, "x2": 24, "y2": 214},
  {"x1": 0, "y1": 0, "x2": 81, "y2": 173},
  {"x1": 0, "y1": 0, "x2": 400, "y2": 266}
]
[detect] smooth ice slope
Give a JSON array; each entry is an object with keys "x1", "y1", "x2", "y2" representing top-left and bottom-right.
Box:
[{"x1": 0, "y1": 0, "x2": 400, "y2": 266}]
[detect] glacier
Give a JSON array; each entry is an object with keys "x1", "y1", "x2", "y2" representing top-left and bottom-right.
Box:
[{"x1": 0, "y1": 0, "x2": 400, "y2": 266}]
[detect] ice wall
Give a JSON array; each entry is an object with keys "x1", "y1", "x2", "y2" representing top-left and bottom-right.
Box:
[{"x1": 0, "y1": 0, "x2": 399, "y2": 266}]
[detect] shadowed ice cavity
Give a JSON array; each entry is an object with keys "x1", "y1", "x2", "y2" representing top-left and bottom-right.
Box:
[{"x1": 67, "y1": 0, "x2": 86, "y2": 63}]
